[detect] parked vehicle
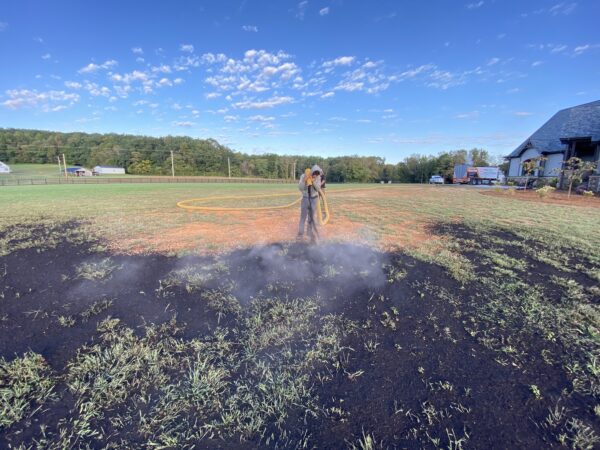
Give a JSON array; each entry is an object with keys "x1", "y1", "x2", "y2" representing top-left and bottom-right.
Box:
[
  {"x1": 429, "y1": 175, "x2": 444, "y2": 184},
  {"x1": 453, "y1": 164, "x2": 501, "y2": 185}
]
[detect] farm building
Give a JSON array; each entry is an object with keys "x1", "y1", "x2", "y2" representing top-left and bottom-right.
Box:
[
  {"x1": 67, "y1": 167, "x2": 92, "y2": 177},
  {"x1": 506, "y1": 100, "x2": 600, "y2": 192},
  {"x1": 0, "y1": 162, "x2": 10, "y2": 173},
  {"x1": 93, "y1": 166, "x2": 125, "y2": 175}
]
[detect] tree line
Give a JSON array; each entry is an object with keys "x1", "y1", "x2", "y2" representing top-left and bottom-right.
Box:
[{"x1": 0, "y1": 128, "x2": 498, "y2": 182}]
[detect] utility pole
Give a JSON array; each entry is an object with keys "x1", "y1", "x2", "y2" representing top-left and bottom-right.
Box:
[
  {"x1": 170, "y1": 150, "x2": 175, "y2": 177},
  {"x1": 62, "y1": 154, "x2": 67, "y2": 178},
  {"x1": 57, "y1": 156, "x2": 62, "y2": 176},
  {"x1": 228, "y1": 157, "x2": 231, "y2": 178}
]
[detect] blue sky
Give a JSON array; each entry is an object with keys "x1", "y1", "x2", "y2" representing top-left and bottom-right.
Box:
[{"x1": 1, "y1": 0, "x2": 599, "y2": 163}]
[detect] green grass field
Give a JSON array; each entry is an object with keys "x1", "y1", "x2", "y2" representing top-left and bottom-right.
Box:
[{"x1": 0, "y1": 163, "x2": 64, "y2": 179}]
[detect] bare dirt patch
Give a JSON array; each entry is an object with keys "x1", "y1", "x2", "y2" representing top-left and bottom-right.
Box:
[{"x1": 482, "y1": 189, "x2": 600, "y2": 208}]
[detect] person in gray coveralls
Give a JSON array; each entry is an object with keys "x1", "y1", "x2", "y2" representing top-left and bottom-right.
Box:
[{"x1": 297, "y1": 164, "x2": 324, "y2": 243}]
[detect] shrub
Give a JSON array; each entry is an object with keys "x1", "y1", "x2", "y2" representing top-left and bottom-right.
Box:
[{"x1": 536, "y1": 186, "x2": 556, "y2": 198}]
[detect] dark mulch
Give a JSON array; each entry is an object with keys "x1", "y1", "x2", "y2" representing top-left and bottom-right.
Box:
[{"x1": 1, "y1": 222, "x2": 598, "y2": 449}]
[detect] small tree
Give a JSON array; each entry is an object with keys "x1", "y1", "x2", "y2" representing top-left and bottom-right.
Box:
[
  {"x1": 561, "y1": 157, "x2": 598, "y2": 198},
  {"x1": 520, "y1": 156, "x2": 546, "y2": 191}
]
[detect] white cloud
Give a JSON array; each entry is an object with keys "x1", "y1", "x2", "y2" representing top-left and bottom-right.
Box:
[
  {"x1": 549, "y1": 2, "x2": 577, "y2": 15},
  {"x1": 506, "y1": 88, "x2": 521, "y2": 94},
  {"x1": 0, "y1": 22, "x2": 7, "y2": 31},
  {"x1": 466, "y1": 1, "x2": 484, "y2": 9},
  {"x1": 321, "y1": 91, "x2": 335, "y2": 98},
  {"x1": 83, "y1": 82, "x2": 111, "y2": 97},
  {"x1": 426, "y1": 69, "x2": 467, "y2": 90},
  {"x1": 399, "y1": 64, "x2": 436, "y2": 78},
  {"x1": 136, "y1": 57, "x2": 145, "y2": 63},
  {"x1": 151, "y1": 64, "x2": 171, "y2": 74},
  {"x1": 455, "y1": 110, "x2": 480, "y2": 119},
  {"x1": 248, "y1": 115, "x2": 275, "y2": 122},
  {"x1": 531, "y1": 60, "x2": 543, "y2": 67},
  {"x1": 514, "y1": 111, "x2": 533, "y2": 116},
  {"x1": 110, "y1": 69, "x2": 155, "y2": 96},
  {"x1": 574, "y1": 44, "x2": 600, "y2": 55},
  {"x1": 296, "y1": 1, "x2": 308, "y2": 19},
  {"x1": 180, "y1": 44, "x2": 194, "y2": 53},
  {"x1": 33, "y1": 37, "x2": 44, "y2": 43},
  {"x1": 234, "y1": 96, "x2": 293, "y2": 109},
  {"x1": 3, "y1": 89, "x2": 80, "y2": 111},
  {"x1": 223, "y1": 115, "x2": 239, "y2": 122},
  {"x1": 173, "y1": 121, "x2": 194, "y2": 127},
  {"x1": 173, "y1": 77, "x2": 184, "y2": 85},
  {"x1": 242, "y1": 25, "x2": 258, "y2": 32},
  {"x1": 335, "y1": 81, "x2": 364, "y2": 92},
  {"x1": 157, "y1": 77, "x2": 172, "y2": 87},
  {"x1": 78, "y1": 59, "x2": 118, "y2": 74},
  {"x1": 205, "y1": 92, "x2": 221, "y2": 99},
  {"x1": 64, "y1": 81, "x2": 82, "y2": 89},
  {"x1": 323, "y1": 56, "x2": 355, "y2": 68},
  {"x1": 41, "y1": 53, "x2": 51, "y2": 60},
  {"x1": 487, "y1": 57, "x2": 500, "y2": 66},
  {"x1": 319, "y1": 7, "x2": 330, "y2": 15},
  {"x1": 550, "y1": 44, "x2": 567, "y2": 53},
  {"x1": 202, "y1": 50, "x2": 300, "y2": 97},
  {"x1": 132, "y1": 47, "x2": 144, "y2": 55},
  {"x1": 201, "y1": 52, "x2": 228, "y2": 64}
]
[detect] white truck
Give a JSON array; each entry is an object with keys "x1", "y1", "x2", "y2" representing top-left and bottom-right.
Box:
[{"x1": 453, "y1": 164, "x2": 501, "y2": 185}]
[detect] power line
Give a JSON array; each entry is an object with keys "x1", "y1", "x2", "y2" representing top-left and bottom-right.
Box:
[{"x1": 0, "y1": 144, "x2": 183, "y2": 154}]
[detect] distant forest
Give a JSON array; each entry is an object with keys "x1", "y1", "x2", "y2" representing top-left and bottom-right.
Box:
[{"x1": 0, "y1": 128, "x2": 500, "y2": 183}]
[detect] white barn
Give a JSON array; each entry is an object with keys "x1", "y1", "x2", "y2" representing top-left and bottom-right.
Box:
[
  {"x1": 93, "y1": 166, "x2": 125, "y2": 175},
  {"x1": 0, "y1": 162, "x2": 11, "y2": 174}
]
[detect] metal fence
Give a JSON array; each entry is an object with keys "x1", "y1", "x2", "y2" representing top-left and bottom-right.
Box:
[{"x1": 0, "y1": 176, "x2": 297, "y2": 187}]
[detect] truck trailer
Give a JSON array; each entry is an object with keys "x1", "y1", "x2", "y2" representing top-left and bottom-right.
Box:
[{"x1": 453, "y1": 164, "x2": 501, "y2": 185}]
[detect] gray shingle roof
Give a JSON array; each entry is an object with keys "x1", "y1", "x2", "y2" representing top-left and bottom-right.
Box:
[{"x1": 507, "y1": 100, "x2": 600, "y2": 158}]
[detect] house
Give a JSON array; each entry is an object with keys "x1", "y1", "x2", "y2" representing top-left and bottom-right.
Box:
[
  {"x1": 66, "y1": 167, "x2": 92, "y2": 177},
  {"x1": 93, "y1": 165, "x2": 125, "y2": 175},
  {"x1": 0, "y1": 162, "x2": 10, "y2": 174},
  {"x1": 506, "y1": 100, "x2": 600, "y2": 192}
]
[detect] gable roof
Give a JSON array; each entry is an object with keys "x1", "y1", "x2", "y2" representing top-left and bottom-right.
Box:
[{"x1": 507, "y1": 100, "x2": 600, "y2": 158}]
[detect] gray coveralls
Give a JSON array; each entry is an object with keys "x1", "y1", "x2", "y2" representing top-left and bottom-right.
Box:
[{"x1": 298, "y1": 165, "x2": 323, "y2": 238}]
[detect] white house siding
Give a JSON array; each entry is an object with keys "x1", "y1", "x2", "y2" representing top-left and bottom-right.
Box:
[
  {"x1": 542, "y1": 153, "x2": 564, "y2": 177},
  {"x1": 520, "y1": 148, "x2": 541, "y2": 163},
  {"x1": 508, "y1": 158, "x2": 521, "y2": 177},
  {"x1": 512, "y1": 148, "x2": 541, "y2": 176}
]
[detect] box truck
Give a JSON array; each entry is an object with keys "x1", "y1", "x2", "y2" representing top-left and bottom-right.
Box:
[{"x1": 453, "y1": 164, "x2": 501, "y2": 185}]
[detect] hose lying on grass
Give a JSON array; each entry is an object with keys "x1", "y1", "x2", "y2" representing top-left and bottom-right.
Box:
[{"x1": 176, "y1": 187, "x2": 378, "y2": 226}]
